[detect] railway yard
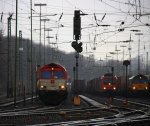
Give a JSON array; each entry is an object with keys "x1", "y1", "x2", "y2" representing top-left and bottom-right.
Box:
[
  {"x1": 0, "y1": 0, "x2": 150, "y2": 125},
  {"x1": 0, "y1": 92, "x2": 150, "y2": 126}
]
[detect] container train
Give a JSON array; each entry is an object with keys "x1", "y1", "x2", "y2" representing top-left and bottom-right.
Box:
[
  {"x1": 86, "y1": 73, "x2": 120, "y2": 95},
  {"x1": 86, "y1": 73, "x2": 150, "y2": 96},
  {"x1": 72, "y1": 80, "x2": 86, "y2": 93},
  {"x1": 37, "y1": 63, "x2": 68, "y2": 105}
]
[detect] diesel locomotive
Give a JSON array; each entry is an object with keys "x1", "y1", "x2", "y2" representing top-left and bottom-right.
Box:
[{"x1": 37, "y1": 63, "x2": 68, "y2": 105}]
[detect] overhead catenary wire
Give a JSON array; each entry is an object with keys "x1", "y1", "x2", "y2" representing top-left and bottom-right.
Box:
[{"x1": 0, "y1": 0, "x2": 149, "y2": 60}]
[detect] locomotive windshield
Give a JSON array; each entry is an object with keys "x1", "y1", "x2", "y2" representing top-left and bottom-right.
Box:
[
  {"x1": 130, "y1": 75, "x2": 149, "y2": 84},
  {"x1": 54, "y1": 71, "x2": 64, "y2": 79},
  {"x1": 41, "y1": 71, "x2": 51, "y2": 79},
  {"x1": 41, "y1": 70, "x2": 65, "y2": 79},
  {"x1": 132, "y1": 78, "x2": 148, "y2": 84},
  {"x1": 103, "y1": 78, "x2": 116, "y2": 84}
]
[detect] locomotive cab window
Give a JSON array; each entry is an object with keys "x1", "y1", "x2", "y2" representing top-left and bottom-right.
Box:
[
  {"x1": 54, "y1": 71, "x2": 64, "y2": 79},
  {"x1": 104, "y1": 78, "x2": 116, "y2": 84},
  {"x1": 133, "y1": 79, "x2": 148, "y2": 84},
  {"x1": 41, "y1": 71, "x2": 51, "y2": 79}
]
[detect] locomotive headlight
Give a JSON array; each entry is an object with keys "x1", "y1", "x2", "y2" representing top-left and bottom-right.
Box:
[
  {"x1": 132, "y1": 86, "x2": 136, "y2": 90},
  {"x1": 113, "y1": 87, "x2": 116, "y2": 90},
  {"x1": 61, "y1": 85, "x2": 65, "y2": 89},
  {"x1": 59, "y1": 83, "x2": 65, "y2": 89},
  {"x1": 104, "y1": 87, "x2": 106, "y2": 90},
  {"x1": 109, "y1": 83, "x2": 111, "y2": 85},
  {"x1": 145, "y1": 87, "x2": 148, "y2": 90},
  {"x1": 40, "y1": 85, "x2": 44, "y2": 89}
]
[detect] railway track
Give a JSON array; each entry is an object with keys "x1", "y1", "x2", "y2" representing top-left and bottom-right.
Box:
[
  {"x1": 0, "y1": 95, "x2": 116, "y2": 125},
  {"x1": 28, "y1": 94, "x2": 150, "y2": 126},
  {"x1": 0, "y1": 94, "x2": 149, "y2": 125}
]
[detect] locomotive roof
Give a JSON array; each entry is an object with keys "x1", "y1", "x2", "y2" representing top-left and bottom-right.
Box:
[
  {"x1": 104, "y1": 73, "x2": 113, "y2": 76},
  {"x1": 40, "y1": 63, "x2": 67, "y2": 72},
  {"x1": 129, "y1": 74, "x2": 148, "y2": 80}
]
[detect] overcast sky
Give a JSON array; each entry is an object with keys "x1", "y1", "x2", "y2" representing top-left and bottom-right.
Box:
[{"x1": 0, "y1": 0, "x2": 150, "y2": 61}]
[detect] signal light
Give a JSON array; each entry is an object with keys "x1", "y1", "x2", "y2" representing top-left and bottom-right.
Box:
[
  {"x1": 73, "y1": 10, "x2": 81, "y2": 40},
  {"x1": 78, "y1": 42, "x2": 83, "y2": 53},
  {"x1": 71, "y1": 41, "x2": 83, "y2": 53}
]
